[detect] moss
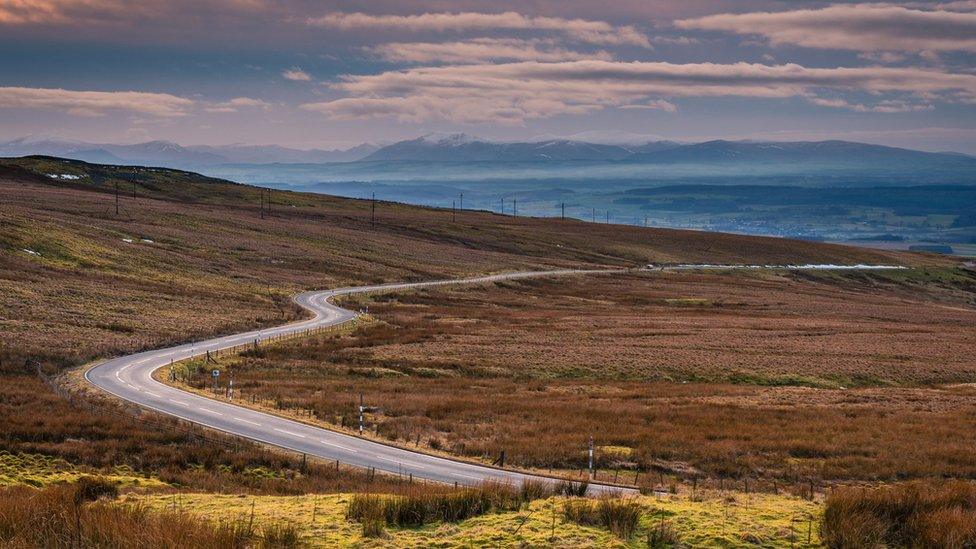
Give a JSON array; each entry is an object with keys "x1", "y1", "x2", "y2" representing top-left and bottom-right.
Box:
[
  {"x1": 132, "y1": 490, "x2": 823, "y2": 548},
  {"x1": 0, "y1": 451, "x2": 166, "y2": 489}
]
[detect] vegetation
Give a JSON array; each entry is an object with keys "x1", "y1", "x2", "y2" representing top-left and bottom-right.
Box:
[
  {"x1": 0, "y1": 157, "x2": 918, "y2": 491},
  {"x1": 204, "y1": 270, "x2": 976, "y2": 481},
  {"x1": 0, "y1": 157, "x2": 966, "y2": 545},
  {"x1": 346, "y1": 481, "x2": 545, "y2": 528},
  {"x1": 562, "y1": 497, "x2": 643, "y2": 539},
  {"x1": 134, "y1": 486, "x2": 821, "y2": 547},
  {"x1": 821, "y1": 481, "x2": 976, "y2": 548},
  {"x1": 0, "y1": 477, "x2": 256, "y2": 548}
]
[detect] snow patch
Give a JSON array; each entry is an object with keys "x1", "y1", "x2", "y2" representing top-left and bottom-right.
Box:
[
  {"x1": 419, "y1": 132, "x2": 483, "y2": 146},
  {"x1": 46, "y1": 173, "x2": 83, "y2": 180},
  {"x1": 22, "y1": 248, "x2": 40, "y2": 256},
  {"x1": 122, "y1": 238, "x2": 134, "y2": 243},
  {"x1": 140, "y1": 238, "x2": 154, "y2": 243}
]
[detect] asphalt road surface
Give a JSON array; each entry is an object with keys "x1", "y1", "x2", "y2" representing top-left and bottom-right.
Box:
[{"x1": 86, "y1": 269, "x2": 632, "y2": 494}]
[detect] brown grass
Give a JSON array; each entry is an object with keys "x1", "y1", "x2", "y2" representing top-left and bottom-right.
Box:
[
  {"x1": 346, "y1": 480, "x2": 547, "y2": 527},
  {"x1": 561, "y1": 497, "x2": 643, "y2": 539},
  {"x1": 215, "y1": 271, "x2": 976, "y2": 482},
  {"x1": 821, "y1": 481, "x2": 976, "y2": 548},
  {"x1": 0, "y1": 373, "x2": 418, "y2": 495},
  {"x1": 0, "y1": 477, "x2": 256, "y2": 548}
]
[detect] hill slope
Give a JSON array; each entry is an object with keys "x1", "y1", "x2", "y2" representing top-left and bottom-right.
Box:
[{"x1": 0, "y1": 154, "x2": 929, "y2": 370}]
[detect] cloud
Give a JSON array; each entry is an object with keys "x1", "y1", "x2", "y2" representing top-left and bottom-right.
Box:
[
  {"x1": 0, "y1": 86, "x2": 193, "y2": 116},
  {"x1": 806, "y1": 97, "x2": 934, "y2": 113},
  {"x1": 369, "y1": 38, "x2": 612, "y2": 64},
  {"x1": 205, "y1": 96, "x2": 272, "y2": 112},
  {"x1": 0, "y1": 0, "x2": 270, "y2": 26},
  {"x1": 675, "y1": 4, "x2": 976, "y2": 53},
  {"x1": 619, "y1": 99, "x2": 678, "y2": 112},
  {"x1": 282, "y1": 67, "x2": 311, "y2": 81},
  {"x1": 306, "y1": 11, "x2": 650, "y2": 47},
  {"x1": 859, "y1": 51, "x2": 908, "y2": 64},
  {"x1": 300, "y1": 60, "x2": 976, "y2": 124}
]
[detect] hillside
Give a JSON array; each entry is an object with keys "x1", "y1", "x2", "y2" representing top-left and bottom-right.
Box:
[
  {"x1": 0, "y1": 155, "x2": 964, "y2": 547},
  {"x1": 0, "y1": 155, "x2": 930, "y2": 370}
]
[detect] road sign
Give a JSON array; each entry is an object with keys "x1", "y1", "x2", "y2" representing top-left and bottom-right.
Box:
[{"x1": 212, "y1": 369, "x2": 220, "y2": 378}]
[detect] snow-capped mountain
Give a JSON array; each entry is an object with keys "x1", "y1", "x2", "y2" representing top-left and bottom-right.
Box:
[
  {"x1": 363, "y1": 134, "x2": 976, "y2": 167},
  {"x1": 363, "y1": 132, "x2": 641, "y2": 162}
]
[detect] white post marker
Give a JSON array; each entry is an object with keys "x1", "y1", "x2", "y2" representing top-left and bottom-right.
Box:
[{"x1": 589, "y1": 436, "x2": 594, "y2": 479}]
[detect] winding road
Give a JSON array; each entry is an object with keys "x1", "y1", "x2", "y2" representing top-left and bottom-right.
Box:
[{"x1": 85, "y1": 269, "x2": 631, "y2": 493}]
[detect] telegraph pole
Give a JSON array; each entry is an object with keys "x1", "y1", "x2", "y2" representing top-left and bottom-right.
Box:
[
  {"x1": 606, "y1": 211, "x2": 610, "y2": 224},
  {"x1": 561, "y1": 202, "x2": 565, "y2": 219},
  {"x1": 513, "y1": 198, "x2": 517, "y2": 218},
  {"x1": 260, "y1": 188, "x2": 265, "y2": 219},
  {"x1": 452, "y1": 200, "x2": 456, "y2": 223},
  {"x1": 459, "y1": 192, "x2": 463, "y2": 212},
  {"x1": 591, "y1": 207, "x2": 595, "y2": 223},
  {"x1": 499, "y1": 197, "x2": 504, "y2": 215}
]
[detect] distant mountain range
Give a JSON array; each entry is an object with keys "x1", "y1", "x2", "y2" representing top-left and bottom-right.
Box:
[
  {"x1": 361, "y1": 132, "x2": 682, "y2": 162},
  {"x1": 361, "y1": 133, "x2": 976, "y2": 167},
  {"x1": 0, "y1": 137, "x2": 380, "y2": 167},
  {"x1": 2, "y1": 133, "x2": 974, "y2": 170}
]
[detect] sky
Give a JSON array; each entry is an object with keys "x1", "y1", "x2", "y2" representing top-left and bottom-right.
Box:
[{"x1": 1, "y1": 0, "x2": 975, "y2": 152}]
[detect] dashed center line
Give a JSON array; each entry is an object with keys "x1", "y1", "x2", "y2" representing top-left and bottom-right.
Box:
[
  {"x1": 274, "y1": 428, "x2": 306, "y2": 438},
  {"x1": 375, "y1": 455, "x2": 426, "y2": 469},
  {"x1": 233, "y1": 417, "x2": 261, "y2": 426},
  {"x1": 168, "y1": 399, "x2": 189, "y2": 407},
  {"x1": 199, "y1": 408, "x2": 223, "y2": 416},
  {"x1": 319, "y1": 440, "x2": 358, "y2": 452}
]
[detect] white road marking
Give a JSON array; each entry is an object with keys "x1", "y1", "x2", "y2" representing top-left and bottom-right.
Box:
[
  {"x1": 199, "y1": 408, "x2": 223, "y2": 416},
  {"x1": 375, "y1": 455, "x2": 426, "y2": 469},
  {"x1": 145, "y1": 391, "x2": 161, "y2": 398},
  {"x1": 233, "y1": 417, "x2": 261, "y2": 426},
  {"x1": 274, "y1": 428, "x2": 306, "y2": 438},
  {"x1": 168, "y1": 399, "x2": 189, "y2": 407},
  {"x1": 319, "y1": 440, "x2": 358, "y2": 453}
]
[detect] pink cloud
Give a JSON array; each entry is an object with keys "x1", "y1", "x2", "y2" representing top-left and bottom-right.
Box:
[
  {"x1": 301, "y1": 60, "x2": 976, "y2": 123},
  {"x1": 307, "y1": 11, "x2": 650, "y2": 47},
  {"x1": 282, "y1": 67, "x2": 312, "y2": 81},
  {"x1": 369, "y1": 38, "x2": 613, "y2": 64},
  {"x1": 0, "y1": 86, "x2": 194, "y2": 116},
  {"x1": 676, "y1": 4, "x2": 976, "y2": 53}
]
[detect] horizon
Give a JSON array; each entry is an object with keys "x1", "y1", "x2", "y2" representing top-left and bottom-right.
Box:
[
  {"x1": 3, "y1": 131, "x2": 974, "y2": 157},
  {"x1": 2, "y1": 1, "x2": 976, "y2": 153}
]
